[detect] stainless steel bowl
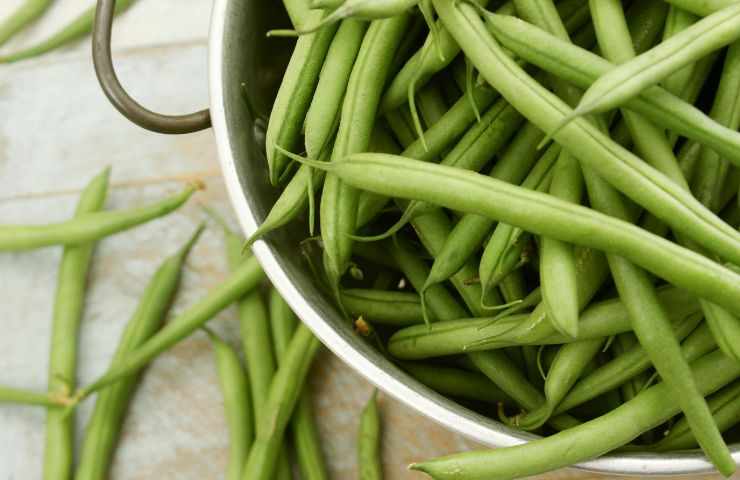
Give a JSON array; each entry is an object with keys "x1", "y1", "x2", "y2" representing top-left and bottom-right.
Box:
[{"x1": 93, "y1": 0, "x2": 739, "y2": 474}]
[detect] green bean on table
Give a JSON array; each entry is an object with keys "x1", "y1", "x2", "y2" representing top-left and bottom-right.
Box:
[
  {"x1": 0, "y1": 0, "x2": 53, "y2": 47},
  {"x1": 241, "y1": 324, "x2": 320, "y2": 480},
  {"x1": 206, "y1": 329, "x2": 252, "y2": 480},
  {"x1": 0, "y1": 183, "x2": 197, "y2": 251},
  {"x1": 269, "y1": 288, "x2": 328, "y2": 480},
  {"x1": 45, "y1": 167, "x2": 109, "y2": 480},
  {"x1": 75, "y1": 224, "x2": 204, "y2": 480},
  {"x1": 74, "y1": 250, "x2": 264, "y2": 401},
  {"x1": 358, "y1": 391, "x2": 383, "y2": 480},
  {"x1": 0, "y1": 385, "x2": 71, "y2": 408},
  {"x1": 0, "y1": 0, "x2": 138, "y2": 63}
]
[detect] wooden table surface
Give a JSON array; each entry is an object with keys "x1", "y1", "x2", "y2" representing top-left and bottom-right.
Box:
[{"x1": 0, "y1": 1, "x2": 729, "y2": 478}]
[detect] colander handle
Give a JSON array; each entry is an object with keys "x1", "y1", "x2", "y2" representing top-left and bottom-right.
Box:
[{"x1": 92, "y1": 0, "x2": 211, "y2": 134}]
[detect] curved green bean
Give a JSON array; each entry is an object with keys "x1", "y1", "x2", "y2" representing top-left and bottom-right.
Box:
[
  {"x1": 358, "y1": 391, "x2": 383, "y2": 480},
  {"x1": 0, "y1": 183, "x2": 197, "y2": 251},
  {"x1": 662, "y1": 5, "x2": 699, "y2": 97},
  {"x1": 411, "y1": 350, "x2": 740, "y2": 480},
  {"x1": 45, "y1": 167, "x2": 109, "y2": 480},
  {"x1": 241, "y1": 324, "x2": 320, "y2": 480},
  {"x1": 570, "y1": 3, "x2": 740, "y2": 122},
  {"x1": 206, "y1": 329, "x2": 252, "y2": 480},
  {"x1": 74, "y1": 251, "x2": 264, "y2": 401},
  {"x1": 75, "y1": 224, "x2": 204, "y2": 480},
  {"x1": 0, "y1": 0, "x2": 53, "y2": 47},
  {"x1": 0, "y1": 0, "x2": 137, "y2": 63}
]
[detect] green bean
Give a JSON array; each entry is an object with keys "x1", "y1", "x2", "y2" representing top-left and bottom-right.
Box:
[
  {"x1": 401, "y1": 362, "x2": 514, "y2": 405},
  {"x1": 372, "y1": 98, "x2": 522, "y2": 238},
  {"x1": 0, "y1": 385, "x2": 70, "y2": 407},
  {"x1": 75, "y1": 224, "x2": 204, "y2": 480},
  {"x1": 611, "y1": 334, "x2": 646, "y2": 403},
  {"x1": 241, "y1": 324, "x2": 321, "y2": 480},
  {"x1": 298, "y1": 0, "x2": 417, "y2": 33},
  {"x1": 245, "y1": 147, "x2": 330, "y2": 247},
  {"x1": 388, "y1": 238, "x2": 468, "y2": 321},
  {"x1": 411, "y1": 349, "x2": 740, "y2": 480},
  {"x1": 388, "y1": 286, "x2": 700, "y2": 359},
  {"x1": 266, "y1": 11, "x2": 337, "y2": 184},
  {"x1": 539, "y1": 152, "x2": 582, "y2": 339},
  {"x1": 379, "y1": 0, "x2": 503, "y2": 113},
  {"x1": 204, "y1": 330, "x2": 252, "y2": 480},
  {"x1": 358, "y1": 391, "x2": 383, "y2": 480},
  {"x1": 662, "y1": 6, "x2": 699, "y2": 97},
  {"x1": 693, "y1": 41, "x2": 740, "y2": 212},
  {"x1": 297, "y1": 150, "x2": 740, "y2": 316},
  {"x1": 515, "y1": 339, "x2": 604, "y2": 430},
  {"x1": 483, "y1": 13, "x2": 740, "y2": 168},
  {"x1": 0, "y1": 183, "x2": 197, "y2": 251},
  {"x1": 0, "y1": 0, "x2": 137, "y2": 63},
  {"x1": 664, "y1": 0, "x2": 736, "y2": 16},
  {"x1": 424, "y1": 122, "x2": 544, "y2": 292},
  {"x1": 469, "y1": 351, "x2": 580, "y2": 430},
  {"x1": 341, "y1": 288, "x2": 424, "y2": 325},
  {"x1": 269, "y1": 289, "x2": 327, "y2": 480},
  {"x1": 44, "y1": 167, "x2": 109, "y2": 480},
  {"x1": 654, "y1": 381, "x2": 740, "y2": 451},
  {"x1": 311, "y1": 0, "x2": 345, "y2": 8},
  {"x1": 74, "y1": 252, "x2": 264, "y2": 401},
  {"x1": 0, "y1": 0, "x2": 53, "y2": 47},
  {"x1": 283, "y1": 0, "x2": 311, "y2": 28},
  {"x1": 569, "y1": 3, "x2": 740, "y2": 122},
  {"x1": 479, "y1": 143, "x2": 561, "y2": 297},
  {"x1": 320, "y1": 15, "x2": 410, "y2": 291},
  {"x1": 305, "y1": 19, "x2": 368, "y2": 159},
  {"x1": 557, "y1": 320, "x2": 712, "y2": 417}
]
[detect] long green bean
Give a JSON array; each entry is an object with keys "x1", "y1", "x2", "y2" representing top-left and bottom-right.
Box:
[
  {"x1": 206, "y1": 329, "x2": 252, "y2": 480},
  {"x1": 358, "y1": 391, "x2": 383, "y2": 480},
  {"x1": 74, "y1": 252, "x2": 264, "y2": 401},
  {"x1": 0, "y1": 0, "x2": 53, "y2": 47},
  {"x1": 44, "y1": 167, "x2": 109, "y2": 480},
  {"x1": 240, "y1": 324, "x2": 320, "y2": 480},
  {"x1": 401, "y1": 362, "x2": 514, "y2": 405},
  {"x1": 341, "y1": 288, "x2": 424, "y2": 325},
  {"x1": 269, "y1": 288, "x2": 328, "y2": 480},
  {"x1": 0, "y1": 385, "x2": 70, "y2": 407},
  {"x1": 0, "y1": 184, "x2": 197, "y2": 251},
  {"x1": 75, "y1": 224, "x2": 204, "y2": 480}
]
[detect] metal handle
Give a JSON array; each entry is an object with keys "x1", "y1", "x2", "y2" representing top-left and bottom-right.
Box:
[{"x1": 92, "y1": 0, "x2": 211, "y2": 134}]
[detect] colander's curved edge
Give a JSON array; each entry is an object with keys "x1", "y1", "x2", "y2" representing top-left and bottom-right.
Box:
[{"x1": 207, "y1": 0, "x2": 739, "y2": 475}]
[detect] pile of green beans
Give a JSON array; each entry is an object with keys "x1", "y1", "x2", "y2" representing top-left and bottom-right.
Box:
[{"x1": 249, "y1": 0, "x2": 740, "y2": 476}]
